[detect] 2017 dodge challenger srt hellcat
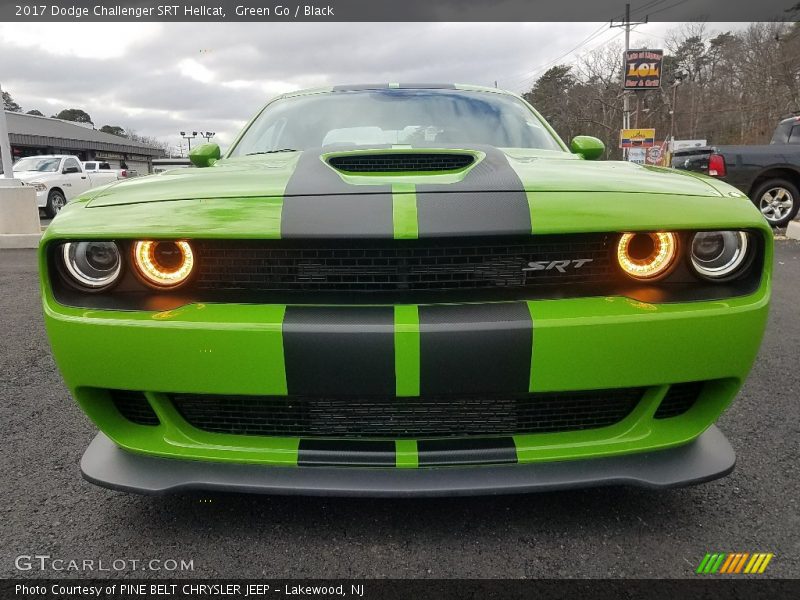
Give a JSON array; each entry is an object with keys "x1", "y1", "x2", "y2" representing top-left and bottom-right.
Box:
[{"x1": 40, "y1": 84, "x2": 771, "y2": 496}]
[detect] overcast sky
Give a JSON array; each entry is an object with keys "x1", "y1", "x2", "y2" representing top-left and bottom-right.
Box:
[{"x1": 0, "y1": 22, "x2": 745, "y2": 153}]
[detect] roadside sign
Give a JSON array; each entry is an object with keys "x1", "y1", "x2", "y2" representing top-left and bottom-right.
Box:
[
  {"x1": 620, "y1": 128, "x2": 656, "y2": 148},
  {"x1": 624, "y1": 49, "x2": 664, "y2": 90},
  {"x1": 645, "y1": 142, "x2": 669, "y2": 166},
  {"x1": 627, "y1": 147, "x2": 646, "y2": 164}
]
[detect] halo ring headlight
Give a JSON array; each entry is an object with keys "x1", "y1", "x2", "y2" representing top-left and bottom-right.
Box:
[
  {"x1": 132, "y1": 240, "x2": 194, "y2": 289},
  {"x1": 690, "y1": 231, "x2": 750, "y2": 280},
  {"x1": 616, "y1": 232, "x2": 678, "y2": 281},
  {"x1": 61, "y1": 241, "x2": 122, "y2": 290}
]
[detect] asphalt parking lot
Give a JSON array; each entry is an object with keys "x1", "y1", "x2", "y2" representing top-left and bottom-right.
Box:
[{"x1": 1, "y1": 240, "x2": 798, "y2": 579}]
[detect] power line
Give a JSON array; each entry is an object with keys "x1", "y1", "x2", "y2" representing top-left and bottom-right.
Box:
[
  {"x1": 504, "y1": 2, "x2": 667, "y2": 91},
  {"x1": 503, "y1": 24, "x2": 607, "y2": 86},
  {"x1": 506, "y1": 25, "x2": 615, "y2": 90}
]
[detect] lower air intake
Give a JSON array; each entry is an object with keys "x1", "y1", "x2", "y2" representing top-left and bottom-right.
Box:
[
  {"x1": 110, "y1": 390, "x2": 160, "y2": 426},
  {"x1": 170, "y1": 388, "x2": 644, "y2": 438},
  {"x1": 654, "y1": 382, "x2": 705, "y2": 419}
]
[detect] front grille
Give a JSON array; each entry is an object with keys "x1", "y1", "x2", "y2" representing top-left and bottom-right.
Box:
[
  {"x1": 110, "y1": 390, "x2": 159, "y2": 426},
  {"x1": 171, "y1": 388, "x2": 644, "y2": 438},
  {"x1": 654, "y1": 382, "x2": 705, "y2": 419},
  {"x1": 194, "y1": 235, "x2": 615, "y2": 295},
  {"x1": 328, "y1": 153, "x2": 474, "y2": 172}
]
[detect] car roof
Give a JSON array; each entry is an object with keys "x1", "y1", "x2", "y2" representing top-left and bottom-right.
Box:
[
  {"x1": 280, "y1": 83, "x2": 513, "y2": 100},
  {"x1": 16, "y1": 155, "x2": 73, "y2": 162}
]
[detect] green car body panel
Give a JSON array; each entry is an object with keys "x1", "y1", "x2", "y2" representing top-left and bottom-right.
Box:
[{"x1": 40, "y1": 84, "x2": 772, "y2": 494}]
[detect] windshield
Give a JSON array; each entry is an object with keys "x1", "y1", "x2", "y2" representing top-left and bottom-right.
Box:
[
  {"x1": 13, "y1": 157, "x2": 61, "y2": 172},
  {"x1": 230, "y1": 89, "x2": 564, "y2": 156}
]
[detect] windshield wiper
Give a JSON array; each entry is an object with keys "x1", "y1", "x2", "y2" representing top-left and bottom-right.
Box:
[{"x1": 246, "y1": 149, "x2": 298, "y2": 155}]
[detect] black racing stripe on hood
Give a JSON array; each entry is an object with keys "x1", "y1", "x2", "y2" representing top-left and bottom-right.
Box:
[
  {"x1": 281, "y1": 148, "x2": 393, "y2": 238},
  {"x1": 281, "y1": 193, "x2": 394, "y2": 238},
  {"x1": 282, "y1": 306, "x2": 395, "y2": 396},
  {"x1": 416, "y1": 145, "x2": 531, "y2": 237},
  {"x1": 418, "y1": 303, "x2": 532, "y2": 395}
]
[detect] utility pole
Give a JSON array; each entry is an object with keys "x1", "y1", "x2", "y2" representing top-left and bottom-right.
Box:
[
  {"x1": 611, "y1": 3, "x2": 647, "y2": 160},
  {"x1": 623, "y1": 2, "x2": 630, "y2": 135}
]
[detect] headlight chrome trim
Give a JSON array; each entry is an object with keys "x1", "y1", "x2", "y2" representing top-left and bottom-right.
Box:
[
  {"x1": 689, "y1": 230, "x2": 751, "y2": 281},
  {"x1": 60, "y1": 241, "x2": 123, "y2": 291}
]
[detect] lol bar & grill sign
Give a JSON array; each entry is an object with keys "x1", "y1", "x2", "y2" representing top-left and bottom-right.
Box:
[{"x1": 624, "y1": 49, "x2": 663, "y2": 90}]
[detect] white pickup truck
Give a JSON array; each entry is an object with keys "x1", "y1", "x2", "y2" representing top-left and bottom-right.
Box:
[
  {"x1": 82, "y1": 160, "x2": 132, "y2": 181},
  {"x1": 12, "y1": 154, "x2": 121, "y2": 217}
]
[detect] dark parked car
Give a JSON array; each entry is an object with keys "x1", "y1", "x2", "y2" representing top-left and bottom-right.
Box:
[{"x1": 672, "y1": 116, "x2": 800, "y2": 226}]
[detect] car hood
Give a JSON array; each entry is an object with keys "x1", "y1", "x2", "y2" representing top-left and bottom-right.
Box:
[
  {"x1": 85, "y1": 146, "x2": 724, "y2": 208},
  {"x1": 61, "y1": 146, "x2": 759, "y2": 240}
]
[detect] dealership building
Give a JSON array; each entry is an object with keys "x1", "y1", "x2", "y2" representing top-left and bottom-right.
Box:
[{"x1": 1, "y1": 110, "x2": 165, "y2": 174}]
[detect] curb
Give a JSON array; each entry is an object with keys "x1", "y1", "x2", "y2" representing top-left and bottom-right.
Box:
[
  {"x1": 787, "y1": 220, "x2": 800, "y2": 241},
  {"x1": 0, "y1": 233, "x2": 42, "y2": 249}
]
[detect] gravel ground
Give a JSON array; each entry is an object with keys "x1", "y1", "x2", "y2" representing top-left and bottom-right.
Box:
[{"x1": 1, "y1": 241, "x2": 798, "y2": 579}]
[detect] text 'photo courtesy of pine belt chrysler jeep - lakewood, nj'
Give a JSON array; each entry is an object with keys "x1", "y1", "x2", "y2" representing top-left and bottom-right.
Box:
[{"x1": 39, "y1": 84, "x2": 772, "y2": 497}]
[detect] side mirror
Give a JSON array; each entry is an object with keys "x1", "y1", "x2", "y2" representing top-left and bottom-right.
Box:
[
  {"x1": 570, "y1": 136, "x2": 605, "y2": 160},
  {"x1": 189, "y1": 143, "x2": 221, "y2": 168},
  {"x1": 63, "y1": 166, "x2": 80, "y2": 174}
]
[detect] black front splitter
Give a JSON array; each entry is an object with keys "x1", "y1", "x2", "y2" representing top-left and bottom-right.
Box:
[{"x1": 81, "y1": 427, "x2": 735, "y2": 497}]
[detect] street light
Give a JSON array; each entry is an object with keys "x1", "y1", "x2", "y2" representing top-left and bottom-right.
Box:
[
  {"x1": 179, "y1": 131, "x2": 197, "y2": 151},
  {"x1": 668, "y1": 71, "x2": 685, "y2": 151},
  {"x1": 200, "y1": 131, "x2": 215, "y2": 142}
]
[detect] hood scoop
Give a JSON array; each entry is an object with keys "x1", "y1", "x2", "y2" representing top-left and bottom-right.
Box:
[{"x1": 327, "y1": 152, "x2": 475, "y2": 173}]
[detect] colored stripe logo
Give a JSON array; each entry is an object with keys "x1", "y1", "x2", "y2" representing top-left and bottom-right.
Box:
[{"x1": 696, "y1": 552, "x2": 774, "y2": 574}]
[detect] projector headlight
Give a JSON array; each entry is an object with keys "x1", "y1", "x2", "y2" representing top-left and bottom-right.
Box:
[
  {"x1": 61, "y1": 241, "x2": 122, "y2": 290},
  {"x1": 690, "y1": 231, "x2": 751, "y2": 281}
]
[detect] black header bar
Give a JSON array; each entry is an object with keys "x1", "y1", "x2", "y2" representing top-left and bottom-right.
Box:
[{"x1": 0, "y1": 0, "x2": 794, "y2": 22}]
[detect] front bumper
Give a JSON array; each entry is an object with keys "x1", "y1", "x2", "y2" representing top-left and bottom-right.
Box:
[
  {"x1": 81, "y1": 426, "x2": 735, "y2": 496},
  {"x1": 44, "y1": 285, "x2": 769, "y2": 468}
]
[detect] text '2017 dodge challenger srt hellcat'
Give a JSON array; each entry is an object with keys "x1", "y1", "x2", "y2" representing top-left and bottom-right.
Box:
[{"x1": 40, "y1": 84, "x2": 771, "y2": 496}]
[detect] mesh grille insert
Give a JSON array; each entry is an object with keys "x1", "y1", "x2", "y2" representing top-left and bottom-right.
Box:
[
  {"x1": 171, "y1": 388, "x2": 644, "y2": 438},
  {"x1": 328, "y1": 153, "x2": 474, "y2": 172},
  {"x1": 654, "y1": 382, "x2": 705, "y2": 419},
  {"x1": 110, "y1": 390, "x2": 159, "y2": 426},
  {"x1": 194, "y1": 235, "x2": 615, "y2": 295}
]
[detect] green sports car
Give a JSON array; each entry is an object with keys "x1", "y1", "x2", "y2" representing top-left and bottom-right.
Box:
[{"x1": 40, "y1": 84, "x2": 771, "y2": 496}]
